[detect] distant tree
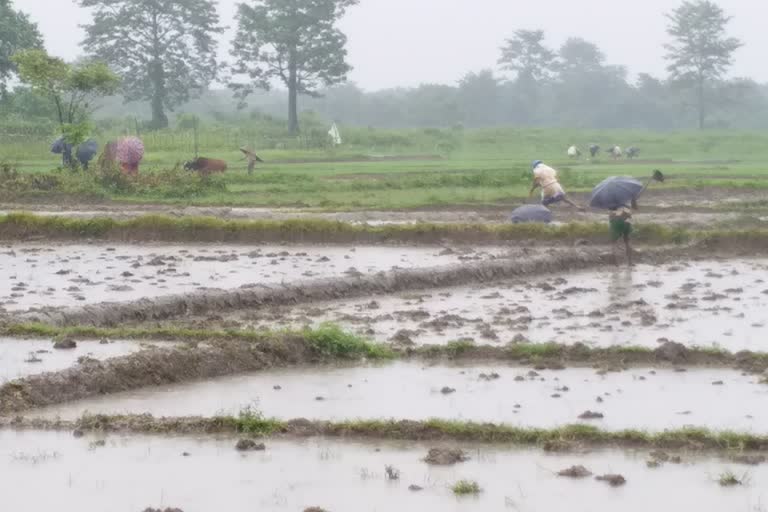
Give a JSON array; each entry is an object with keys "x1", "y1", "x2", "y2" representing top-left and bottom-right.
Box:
[
  {"x1": 557, "y1": 38, "x2": 605, "y2": 76},
  {"x1": 498, "y1": 30, "x2": 556, "y2": 83},
  {"x1": 230, "y1": 0, "x2": 358, "y2": 134},
  {"x1": 664, "y1": 0, "x2": 742, "y2": 129},
  {"x1": 79, "y1": 0, "x2": 224, "y2": 129},
  {"x1": 12, "y1": 49, "x2": 119, "y2": 164},
  {"x1": 0, "y1": 0, "x2": 43, "y2": 93},
  {"x1": 458, "y1": 69, "x2": 501, "y2": 126}
]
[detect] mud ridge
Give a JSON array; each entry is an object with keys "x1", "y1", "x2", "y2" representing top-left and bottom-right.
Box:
[
  {"x1": 409, "y1": 342, "x2": 768, "y2": 374},
  {"x1": 18, "y1": 247, "x2": 685, "y2": 327},
  {"x1": 0, "y1": 338, "x2": 318, "y2": 415},
  {"x1": 5, "y1": 414, "x2": 768, "y2": 453}
]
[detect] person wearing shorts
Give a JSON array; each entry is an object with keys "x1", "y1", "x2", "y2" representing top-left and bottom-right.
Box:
[
  {"x1": 609, "y1": 205, "x2": 633, "y2": 266},
  {"x1": 529, "y1": 160, "x2": 585, "y2": 211}
]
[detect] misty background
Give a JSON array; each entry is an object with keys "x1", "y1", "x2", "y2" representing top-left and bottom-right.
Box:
[{"x1": 6, "y1": 0, "x2": 768, "y2": 131}]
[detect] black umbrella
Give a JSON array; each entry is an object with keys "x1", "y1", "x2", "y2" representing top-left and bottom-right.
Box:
[
  {"x1": 50, "y1": 137, "x2": 70, "y2": 155},
  {"x1": 590, "y1": 177, "x2": 643, "y2": 210},
  {"x1": 76, "y1": 139, "x2": 99, "y2": 167},
  {"x1": 510, "y1": 204, "x2": 552, "y2": 224},
  {"x1": 590, "y1": 171, "x2": 665, "y2": 210}
]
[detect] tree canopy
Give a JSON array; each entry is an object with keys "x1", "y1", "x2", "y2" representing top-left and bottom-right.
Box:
[
  {"x1": 498, "y1": 30, "x2": 556, "y2": 83},
  {"x1": 0, "y1": 0, "x2": 43, "y2": 92},
  {"x1": 230, "y1": 0, "x2": 358, "y2": 134},
  {"x1": 665, "y1": 0, "x2": 742, "y2": 128},
  {"x1": 79, "y1": 0, "x2": 224, "y2": 129},
  {"x1": 12, "y1": 49, "x2": 119, "y2": 149}
]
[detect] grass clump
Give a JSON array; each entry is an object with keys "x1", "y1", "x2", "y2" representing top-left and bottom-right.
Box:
[
  {"x1": 718, "y1": 470, "x2": 745, "y2": 487},
  {"x1": 230, "y1": 406, "x2": 284, "y2": 435},
  {"x1": 303, "y1": 323, "x2": 393, "y2": 359},
  {"x1": 452, "y1": 480, "x2": 482, "y2": 496},
  {"x1": 443, "y1": 339, "x2": 476, "y2": 358}
]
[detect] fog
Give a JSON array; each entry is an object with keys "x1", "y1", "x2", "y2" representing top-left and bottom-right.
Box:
[{"x1": 18, "y1": 0, "x2": 768, "y2": 90}]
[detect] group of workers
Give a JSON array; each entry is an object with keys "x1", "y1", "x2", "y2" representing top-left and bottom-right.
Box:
[{"x1": 528, "y1": 160, "x2": 658, "y2": 266}]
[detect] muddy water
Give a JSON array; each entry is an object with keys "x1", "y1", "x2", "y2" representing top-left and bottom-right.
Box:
[
  {"x1": 0, "y1": 338, "x2": 159, "y2": 382},
  {"x1": 35, "y1": 363, "x2": 768, "y2": 432},
  {"x1": 0, "y1": 243, "x2": 505, "y2": 311},
  {"x1": 225, "y1": 259, "x2": 768, "y2": 351},
  {"x1": 2, "y1": 430, "x2": 766, "y2": 512}
]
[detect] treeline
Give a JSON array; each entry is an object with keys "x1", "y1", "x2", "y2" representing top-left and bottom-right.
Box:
[{"x1": 2, "y1": 0, "x2": 765, "y2": 133}]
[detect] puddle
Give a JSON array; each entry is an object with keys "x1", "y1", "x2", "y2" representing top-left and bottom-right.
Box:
[
  {"x1": 220, "y1": 259, "x2": 768, "y2": 351},
  {"x1": 0, "y1": 243, "x2": 505, "y2": 311},
  {"x1": 34, "y1": 363, "x2": 768, "y2": 432},
  {"x1": 2, "y1": 430, "x2": 766, "y2": 512},
  {"x1": 0, "y1": 338, "x2": 159, "y2": 382}
]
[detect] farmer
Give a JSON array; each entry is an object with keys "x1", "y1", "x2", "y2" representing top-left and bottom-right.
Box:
[
  {"x1": 529, "y1": 160, "x2": 585, "y2": 211},
  {"x1": 609, "y1": 202, "x2": 635, "y2": 266},
  {"x1": 240, "y1": 146, "x2": 264, "y2": 175}
]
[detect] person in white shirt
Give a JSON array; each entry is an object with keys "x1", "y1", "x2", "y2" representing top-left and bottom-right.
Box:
[{"x1": 529, "y1": 160, "x2": 585, "y2": 210}]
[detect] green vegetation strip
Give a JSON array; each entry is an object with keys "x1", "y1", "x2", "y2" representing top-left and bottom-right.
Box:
[
  {"x1": 2, "y1": 323, "x2": 394, "y2": 360},
  {"x1": 4, "y1": 322, "x2": 768, "y2": 372},
  {"x1": 0, "y1": 212, "x2": 693, "y2": 244},
  {"x1": 4, "y1": 211, "x2": 768, "y2": 247},
  {"x1": 12, "y1": 414, "x2": 768, "y2": 452}
]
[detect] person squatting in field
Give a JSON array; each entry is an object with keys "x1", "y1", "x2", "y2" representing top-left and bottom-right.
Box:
[{"x1": 529, "y1": 160, "x2": 585, "y2": 211}]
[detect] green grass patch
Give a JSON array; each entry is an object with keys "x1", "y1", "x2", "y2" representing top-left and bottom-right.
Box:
[
  {"x1": 302, "y1": 323, "x2": 394, "y2": 359},
  {"x1": 452, "y1": 480, "x2": 482, "y2": 496}
]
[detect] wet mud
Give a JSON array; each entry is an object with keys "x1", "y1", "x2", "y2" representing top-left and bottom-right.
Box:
[
  {"x1": 2, "y1": 430, "x2": 768, "y2": 512},
  {"x1": 0, "y1": 337, "x2": 165, "y2": 382},
  {"x1": 0, "y1": 338, "x2": 319, "y2": 415},
  {"x1": 0, "y1": 243, "x2": 503, "y2": 311},
  {"x1": 155, "y1": 259, "x2": 768, "y2": 351},
  {"x1": 31, "y1": 363, "x2": 768, "y2": 433},
  {"x1": 16, "y1": 247, "x2": 694, "y2": 327}
]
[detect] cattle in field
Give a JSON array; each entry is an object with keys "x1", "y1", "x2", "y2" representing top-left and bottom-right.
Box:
[{"x1": 184, "y1": 157, "x2": 228, "y2": 176}]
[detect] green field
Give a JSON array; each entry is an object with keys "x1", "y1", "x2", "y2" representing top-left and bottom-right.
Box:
[{"x1": 2, "y1": 126, "x2": 768, "y2": 209}]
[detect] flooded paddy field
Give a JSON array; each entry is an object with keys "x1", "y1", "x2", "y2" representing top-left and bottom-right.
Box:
[
  {"x1": 0, "y1": 243, "x2": 506, "y2": 311},
  {"x1": 2, "y1": 430, "x2": 767, "y2": 512},
  {"x1": 33, "y1": 362, "x2": 768, "y2": 432},
  {"x1": 171, "y1": 259, "x2": 768, "y2": 351},
  {"x1": 0, "y1": 337, "x2": 164, "y2": 382}
]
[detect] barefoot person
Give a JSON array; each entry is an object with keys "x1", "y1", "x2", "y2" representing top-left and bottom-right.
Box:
[{"x1": 529, "y1": 160, "x2": 585, "y2": 211}]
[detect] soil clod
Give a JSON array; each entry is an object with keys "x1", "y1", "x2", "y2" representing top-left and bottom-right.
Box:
[
  {"x1": 53, "y1": 338, "x2": 77, "y2": 350},
  {"x1": 596, "y1": 474, "x2": 626, "y2": 487},
  {"x1": 558, "y1": 465, "x2": 592, "y2": 478},
  {"x1": 235, "y1": 439, "x2": 265, "y2": 452},
  {"x1": 423, "y1": 447, "x2": 469, "y2": 465}
]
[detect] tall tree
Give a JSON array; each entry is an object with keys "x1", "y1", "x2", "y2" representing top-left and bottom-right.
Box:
[
  {"x1": 230, "y1": 0, "x2": 358, "y2": 134},
  {"x1": 498, "y1": 30, "x2": 556, "y2": 83},
  {"x1": 664, "y1": 0, "x2": 742, "y2": 129},
  {"x1": 557, "y1": 38, "x2": 605, "y2": 76},
  {"x1": 0, "y1": 0, "x2": 43, "y2": 93},
  {"x1": 13, "y1": 49, "x2": 119, "y2": 164},
  {"x1": 458, "y1": 70, "x2": 501, "y2": 126},
  {"x1": 79, "y1": 0, "x2": 223, "y2": 129}
]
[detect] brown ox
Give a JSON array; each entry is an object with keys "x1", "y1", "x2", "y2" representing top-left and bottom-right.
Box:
[{"x1": 184, "y1": 157, "x2": 228, "y2": 176}]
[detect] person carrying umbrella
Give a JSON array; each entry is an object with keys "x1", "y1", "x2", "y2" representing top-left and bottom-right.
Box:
[
  {"x1": 592, "y1": 170, "x2": 665, "y2": 266},
  {"x1": 529, "y1": 160, "x2": 585, "y2": 211}
]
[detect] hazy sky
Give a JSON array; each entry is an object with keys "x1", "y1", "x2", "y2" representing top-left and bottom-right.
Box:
[{"x1": 18, "y1": 0, "x2": 767, "y2": 90}]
